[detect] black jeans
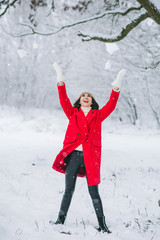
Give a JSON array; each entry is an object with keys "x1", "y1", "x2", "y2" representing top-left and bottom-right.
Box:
[{"x1": 58, "y1": 150, "x2": 104, "y2": 218}]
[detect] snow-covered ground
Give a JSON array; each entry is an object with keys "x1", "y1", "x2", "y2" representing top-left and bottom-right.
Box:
[{"x1": 0, "y1": 107, "x2": 160, "y2": 240}]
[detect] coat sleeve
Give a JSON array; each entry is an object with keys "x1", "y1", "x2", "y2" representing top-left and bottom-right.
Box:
[
  {"x1": 57, "y1": 83, "x2": 75, "y2": 119},
  {"x1": 99, "y1": 89, "x2": 120, "y2": 122}
]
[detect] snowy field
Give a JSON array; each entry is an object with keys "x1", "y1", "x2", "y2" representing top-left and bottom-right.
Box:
[{"x1": 0, "y1": 107, "x2": 160, "y2": 240}]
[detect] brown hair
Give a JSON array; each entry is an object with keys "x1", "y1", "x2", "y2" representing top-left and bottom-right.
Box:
[{"x1": 73, "y1": 92, "x2": 99, "y2": 110}]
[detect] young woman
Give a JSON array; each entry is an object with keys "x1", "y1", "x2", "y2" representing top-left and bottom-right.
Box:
[{"x1": 51, "y1": 63, "x2": 126, "y2": 233}]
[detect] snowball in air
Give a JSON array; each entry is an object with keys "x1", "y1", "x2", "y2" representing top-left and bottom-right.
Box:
[
  {"x1": 33, "y1": 42, "x2": 39, "y2": 49},
  {"x1": 105, "y1": 43, "x2": 119, "y2": 55},
  {"x1": 105, "y1": 60, "x2": 111, "y2": 70},
  {"x1": 17, "y1": 49, "x2": 27, "y2": 58}
]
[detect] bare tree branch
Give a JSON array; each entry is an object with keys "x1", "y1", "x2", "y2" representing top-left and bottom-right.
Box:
[
  {"x1": 51, "y1": 0, "x2": 54, "y2": 11},
  {"x1": 1, "y1": 3, "x2": 146, "y2": 39},
  {"x1": 10, "y1": 6, "x2": 147, "y2": 38},
  {"x1": 0, "y1": 0, "x2": 7, "y2": 5},
  {"x1": 78, "y1": 12, "x2": 149, "y2": 42},
  {"x1": 108, "y1": 5, "x2": 143, "y2": 16},
  {"x1": 147, "y1": 61, "x2": 160, "y2": 69},
  {"x1": 137, "y1": 0, "x2": 160, "y2": 24},
  {"x1": 0, "y1": 0, "x2": 18, "y2": 18},
  {"x1": 126, "y1": 57, "x2": 160, "y2": 70},
  {"x1": 146, "y1": 78, "x2": 160, "y2": 128},
  {"x1": 8, "y1": 12, "x2": 108, "y2": 37},
  {"x1": 2, "y1": 1, "x2": 158, "y2": 46}
]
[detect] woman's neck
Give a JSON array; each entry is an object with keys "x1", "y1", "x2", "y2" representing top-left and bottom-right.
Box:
[
  {"x1": 81, "y1": 106, "x2": 91, "y2": 116},
  {"x1": 81, "y1": 106, "x2": 91, "y2": 110}
]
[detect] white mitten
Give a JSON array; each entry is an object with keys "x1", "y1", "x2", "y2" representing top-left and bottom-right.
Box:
[
  {"x1": 53, "y1": 62, "x2": 64, "y2": 82},
  {"x1": 111, "y1": 69, "x2": 127, "y2": 88}
]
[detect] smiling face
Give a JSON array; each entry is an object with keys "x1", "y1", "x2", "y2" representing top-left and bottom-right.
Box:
[{"x1": 79, "y1": 92, "x2": 92, "y2": 107}]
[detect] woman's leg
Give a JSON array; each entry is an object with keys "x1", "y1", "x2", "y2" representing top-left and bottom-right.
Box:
[
  {"x1": 55, "y1": 151, "x2": 82, "y2": 223},
  {"x1": 88, "y1": 185, "x2": 104, "y2": 217},
  {"x1": 87, "y1": 185, "x2": 111, "y2": 233},
  {"x1": 81, "y1": 165, "x2": 104, "y2": 217}
]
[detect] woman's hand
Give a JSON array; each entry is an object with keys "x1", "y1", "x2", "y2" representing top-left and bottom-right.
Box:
[
  {"x1": 113, "y1": 86, "x2": 120, "y2": 91},
  {"x1": 53, "y1": 62, "x2": 64, "y2": 85},
  {"x1": 111, "y1": 69, "x2": 127, "y2": 89},
  {"x1": 58, "y1": 81, "x2": 64, "y2": 86}
]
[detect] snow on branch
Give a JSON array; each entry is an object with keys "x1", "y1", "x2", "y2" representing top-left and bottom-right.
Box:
[
  {"x1": 137, "y1": 0, "x2": 160, "y2": 24},
  {"x1": 108, "y1": 6, "x2": 143, "y2": 16},
  {"x1": 126, "y1": 57, "x2": 160, "y2": 70},
  {"x1": 0, "y1": 0, "x2": 18, "y2": 18},
  {"x1": 7, "y1": 5, "x2": 144, "y2": 37},
  {"x1": 0, "y1": 0, "x2": 6, "y2": 4},
  {"x1": 8, "y1": 12, "x2": 108, "y2": 37},
  {"x1": 147, "y1": 60, "x2": 160, "y2": 69},
  {"x1": 78, "y1": 13, "x2": 149, "y2": 42}
]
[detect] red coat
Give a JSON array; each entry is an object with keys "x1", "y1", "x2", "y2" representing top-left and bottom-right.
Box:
[{"x1": 52, "y1": 83, "x2": 120, "y2": 186}]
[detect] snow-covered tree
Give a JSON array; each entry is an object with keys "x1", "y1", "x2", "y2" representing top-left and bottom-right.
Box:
[{"x1": 0, "y1": 0, "x2": 160, "y2": 128}]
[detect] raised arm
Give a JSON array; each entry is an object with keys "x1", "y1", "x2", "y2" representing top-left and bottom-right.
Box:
[
  {"x1": 99, "y1": 90, "x2": 120, "y2": 122},
  {"x1": 99, "y1": 69, "x2": 126, "y2": 122},
  {"x1": 53, "y1": 62, "x2": 74, "y2": 119},
  {"x1": 57, "y1": 83, "x2": 74, "y2": 119}
]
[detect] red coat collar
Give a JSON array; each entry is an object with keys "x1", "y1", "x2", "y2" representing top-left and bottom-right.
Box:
[{"x1": 79, "y1": 108, "x2": 97, "y2": 124}]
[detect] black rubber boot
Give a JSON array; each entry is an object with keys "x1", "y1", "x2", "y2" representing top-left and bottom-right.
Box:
[
  {"x1": 97, "y1": 216, "x2": 112, "y2": 234},
  {"x1": 49, "y1": 215, "x2": 66, "y2": 225},
  {"x1": 54, "y1": 215, "x2": 66, "y2": 225}
]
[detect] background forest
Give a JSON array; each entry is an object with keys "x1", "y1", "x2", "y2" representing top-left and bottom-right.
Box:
[{"x1": 0, "y1": 0, "x2": 160, "y2": 128}]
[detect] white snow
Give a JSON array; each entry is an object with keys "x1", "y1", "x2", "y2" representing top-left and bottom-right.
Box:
[
  {"x1": 150, "y1": 0, "x2": 160, "y2": 10},
  {"x1": 145, "y1": 18, "x2": 154, "y2": 26},
  {"x1": 0, "y1": 107, "x2": 160, "y2": 240},
  {"x1": 105, "y1": 43, "x2": 119, "y2": 55}
]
